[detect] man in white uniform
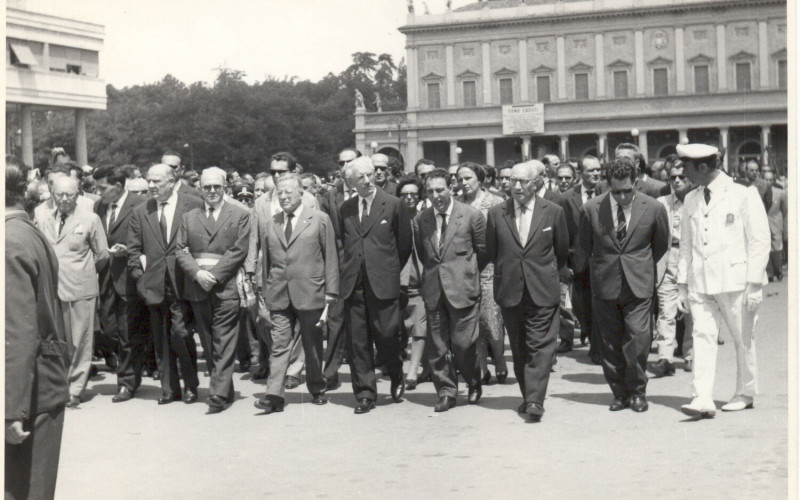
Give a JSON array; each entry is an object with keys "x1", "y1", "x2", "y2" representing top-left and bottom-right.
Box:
[{"x1": 676, "y1": 144, "x2": 770, "y2": 419}]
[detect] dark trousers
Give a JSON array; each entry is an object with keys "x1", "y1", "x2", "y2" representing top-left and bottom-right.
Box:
[
  {"x1": 593, "y1": 278, "x2": 652, "y2": 399},
  {"x1": 345, "y1": 272, "x2": 403, "y2": 401},
  {"x1": 265, "y1": 306, "x2": 326, "y2": 398},
  {"x1": 149, "y1": 283, "x2": 199, "y2": 397},
  {"x1": 322, "y1": 297, "x2": 346, "y2": 382},
  {"x1": 426, "y1": 296, "x2": 481, "y2": 398},
  {"x1": 5, "y1": 407, "x2": 64, "y2": 500},
  {"x1": 500, "y1": 289, "x2": 559, "y2": 405},
  {"x1": 100, "y1": 288, "x2": 148, "y2": 392},
  {"x1": 572, "y1": 270, "x2": 597, "y2": 352},
  {"x1": 767, "y1": 251, "x2": 783, "y2": 279},
  {"x1": 190, "y1": 296, "x2": 240, "y2": 403}
]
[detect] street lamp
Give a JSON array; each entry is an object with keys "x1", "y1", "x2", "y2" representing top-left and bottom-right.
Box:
[{"x1": 370, "y1": 141, "x2": 378, "y2": 154}]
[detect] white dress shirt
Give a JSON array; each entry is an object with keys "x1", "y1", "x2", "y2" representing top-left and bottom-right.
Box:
[
  {"x1": 157, "y1": 188, "x2": 179, "y2": 236},
  {"x1": 284, "y1": 203, "x2": 303, "y2": 233},
  {"x1": 581, "y1": 183, "x2": 597, "y2": 205},
  {"x1": 434, "y1": 198, "x2": 454, "y2": 248},
  {"x1": 514, "y1": 197, "x2": 535, "y2": 244},
  {"x1": 358, "y1": 191, "x2": 376, "y2": 222},
  {"x1": 106, "y1": 190, "x2": 128, "y2": 228},
  {"x1": 204, "y1": 200, "x2": 224, "y2": 222}
]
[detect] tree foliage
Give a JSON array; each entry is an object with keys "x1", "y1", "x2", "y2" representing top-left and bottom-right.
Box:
[{"x1": 27, "y1": 53, "x2": 406, "y2": 176}]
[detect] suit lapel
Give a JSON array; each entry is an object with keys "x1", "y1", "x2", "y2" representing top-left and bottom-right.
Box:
[
  {"x1": 524, "y1": 198, "x2": 546, "y2": 247},
  {"x1": 424, "y1": 210, "x2": 440, "y2": 258},
  {"x1": 502, "y1": 199, "x2": 523, "y2": 247},
  {"x1": 56, "y1": 212, "x2": 81, "y2": 243},
  {"x1": 109, "y1": 195, "x2": 134, "y2": 233},
  {"x1": 272, "y1": 211, "x2": 288, "y2": 248},
  {"x1": 705, "y1": 181, "x2": 725, "y2": 215},
  {"x1": 210, "y1": 203, "x2": 232, "y2": 239},
  {"x1": 288, "y1": 210, "x2": 313, "y2": 247},
  {"x1": 441, "y1": 204, "x2": 462, "y2": 255},
  {"x1": 145, "y1": 200, "x2": 166, "y2": 250},
  {"x1": 620, "y1": 196, "x2": 646, "y2": 250},
  {"x1": 599, "y1": 195, "x2": 622, "y2": 251},
  {"x1": 361, "y1": 191, "x2": 386, "y2": 235}
]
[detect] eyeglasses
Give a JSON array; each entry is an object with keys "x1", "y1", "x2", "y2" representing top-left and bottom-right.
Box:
[
  {"x1": 337, "y1": 160, "x2": 351, "y2": 167},
  {"x1": 556, "y1": 176, "x2": 574, "y2": 181},
  {"x1": 202, "y1": 184, "x2": 224, "y2": 192},
  {"x1": 129, "y1": 189, "x2": 148, "y2": 195},
  {"x1": 669, "y1": 175, "x2": 687, "y2": 181},
  {"x1": 611, "y1": 188, "x2": 634, "y2": 195},
  {"x1": 374, "y1": 166, "x2": 388, "y2": 171},
  {"x1": 400, "y1": 191, "x2": 419, "y2": 197}
]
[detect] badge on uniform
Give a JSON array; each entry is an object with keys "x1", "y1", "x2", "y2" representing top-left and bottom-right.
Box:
[{"x1": 726, "y1": 213, "x2": 735, "y2": 225}]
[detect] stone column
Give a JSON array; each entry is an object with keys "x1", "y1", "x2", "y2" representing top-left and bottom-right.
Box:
[
  {"x1": 406, "y1": 131, "x2": 420, "y2": 173},
  {"x1": 449, "y1": 141, "x2": 459, "y2": 165},
  {"x1": 556, "y1": 36, "x2": 566, "y2": 100},
  {"x1": 761, "y1": 125, "x2": 771, "y2": 166},
  {"x1": 522, "y1": 137, "x2": 531, "y2": 161},
  {"x1": 485, "y1": 139, "x2": 496, "y2": 166},
  {"x1": 518, "y1": 39, "x2": 529, "y2": 102},
  {"x1": 595, "y1": 33, "x2": 605, "y2": 98},
  {"x1": 407, "y1": 47, "x2": 419, "y2": 109},
  {"x1": 559, "y1": 135, "x2": 569, "y2": 161},
  {"x1": 716, "y1": 25, "x2": 727, "y2": 91},
  {"x1": 446, "y1": 45, "x2": 456, "y2": 107},
  {"x1": 20, "y1": 104, "x2": 34, "y2": 168},
  {"x1": 482, "y1": 42, "x2": 492, "y2": 105},
  {"x1": 719, "y1": 127, "x2": 729, "y2": 173},
  {"x1": 634, "y1": 30, "x2": 645, "y2": 96},
  {"x1": 75, "y1": 109, "x2": 88, "y2": 167},
  {"x1": 675, "y1": 27, "x2": 685, "y2": 93},
  {"x1": 678, "y1": 129, "x2": 688, "y2": 145},
  {"x1": 637, "y1": 130, "x2": 648, "y2": 162}
]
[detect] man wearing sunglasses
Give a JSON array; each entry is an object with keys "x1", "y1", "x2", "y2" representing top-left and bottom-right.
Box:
[
  {"x1": 576, "y1": 157, "x2": 670, "y2": 413},
  {"x1": 652, "y1": 155, "x2": 695, "y2": 378},
  {"x1": 161, "y1": 150, "x2": 201, "y2": 200},
  {"x1": 176, "y1": 167, "x2": 251, "y2": 414},
  {"x1": 615, "y1": 142, "x2": 670, "y2": 199},
  {"x1": 370, "y1": 153, "x2": 397, "y2": 196}
]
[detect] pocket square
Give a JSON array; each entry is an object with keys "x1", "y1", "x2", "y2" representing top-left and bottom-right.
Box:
[
  {"x1": 380, "y1": 219, "x2": 388, "y2": 224},
  {"x1": 543, "y1": 226, "x2": 552, "y2": 232}
]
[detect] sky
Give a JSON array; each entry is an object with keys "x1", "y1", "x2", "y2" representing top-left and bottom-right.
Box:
[{"x1": 38, "y1": 0, "x2": 476, "y2": 88}]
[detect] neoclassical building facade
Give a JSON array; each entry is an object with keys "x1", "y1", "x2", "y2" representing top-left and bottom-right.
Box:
[{"x1": 355, "y1": 0, "x2": 787, "y2": 174}]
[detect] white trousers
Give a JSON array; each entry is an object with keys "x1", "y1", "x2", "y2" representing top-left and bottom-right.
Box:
[
  {"x1": 656, "y1": 250, "x2": 693, "y2": 361},
  {"x1": 688, "y1": 290, "x2": 758, "y2": 405},
  {"x1": 61, "y1": 297, "x2": 97, "y2": 398}
]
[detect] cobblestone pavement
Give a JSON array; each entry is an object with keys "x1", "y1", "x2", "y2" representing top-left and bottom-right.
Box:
[{"x1": 56, "y1": 279, "x2": 789, "y2": 499}]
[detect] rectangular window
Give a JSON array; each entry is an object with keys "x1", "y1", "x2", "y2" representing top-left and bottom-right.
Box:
[
  {"x1": 574, "y1": 73, "x2": 589, "y2": 100},
  {"x1": 427, "y1": 82, "x2": 441, "y2": 109},
  {"x1": 613, "y1": 71, "x2": 628, "y2": 98},
  {"x1": 653, "y1": 68, "x2": 668, "y2": 96},
  {"x1": 463, "y1": 81, "x2": 476, "y2": 107},
  {"x1": 694, "y1": 65, "x2": 710, "y2": 93},
  {"x1": 536, "y1": 75, "x2": 550, "y2": 102},
  {"x1": 8, "y1": 42, "x2": 38, "y2": 67},
  {"x1": 736, "y1": 62, "x2": 751, "y2": 91},
  {"x1": 778, "y1": 60, "x2": 787, "y2": 89},
  {"x1": 499, "y1": 78, "x2": 513, "y2": 104}
]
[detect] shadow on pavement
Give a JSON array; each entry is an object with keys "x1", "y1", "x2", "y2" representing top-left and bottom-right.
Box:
[
  {"x1": 560, "y1": 372, "x2": 607, "y2": 385},
  {"x1": 549, "y1": 392, "x2": 610, "y2": 406}
]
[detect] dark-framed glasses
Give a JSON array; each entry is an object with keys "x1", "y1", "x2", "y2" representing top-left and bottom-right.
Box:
[{"x1": 202, "y1": 184, "x2": 224, "y2": 192}]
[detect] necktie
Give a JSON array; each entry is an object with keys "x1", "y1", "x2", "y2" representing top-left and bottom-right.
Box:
[
  {"x1": 159, "y1": 202, "x2": 168, "y2": 242},
  {"x1": 361, "y1": 198, "x2": 369, "y2": 224},
  {"x1": 586, "y1": 189, "x2": 594, "y2": 200},
  {"x1": 284, "y1": 212, "x2": 293, "y2": 241},
  {"x1": 703, "y1": 187, "x2": 711, "y2": 205},
  {"x1": 109, "y1": 203, "x2": 118, "y2": 228},
  {"x1": 207, "y1": 206, "x2": 215, "y2": 224},
  {"x1": 616, "y1": 204, "x2": 627, "y2": 242},
  {"x1": 518, "y1": 205, "x2": 528, "y2": 243},
  {"x1": 58, "y1": 213, "x2": 68, "y2": 236},
  {"x1": 438, "y1": 213, "x2": 447, "y2": 253}
]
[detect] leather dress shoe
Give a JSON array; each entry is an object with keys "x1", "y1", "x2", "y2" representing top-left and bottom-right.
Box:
[
  {"x1": 525, "y1": 402, "x2": 545, "y2": 421},
  {"x1": 630, "y1": 395, "x2": 649, "y2": 413},
  {"x1": 684, "y1": 359, "x2": 693, "y2": 372},
  {"x1": 390, "y1": 378, "x2": 405, "y2": 402},
  {"x1": 157, "y1": 393, "x2": 181, "y2": 405},
  {"x1": 105, "y1": 352, "x2": 119, "y2": 371},
  {"x1": 651, "y1": 359, "x2": 675, "y2": 377},
  {"x1": 354, "y1": 398, "x2": 376, "y2": 414},
  {"x1": 495, "y1": 371, "x2": 508, "y2": 384},
  {"x1": 481, "y1": 370, "x2": 491, "y2": 385},
  {"x1": 284, "y1": 376, "x2": 301, "y2": 390},
  {"x1": 556, "y1": 340, "x2": 572, "y2": 354},
  {"x1": 254, "y1": 396, "x2": 284, "y2": 414},
  {"x1": 434, "y1": 396, "x2": 457, "y2": 412},
  {"x1": 405, "y1": 378, "x2": 418, "y2": 390},
  {"x1": 206, "y1": 395, "x2": 227, "y2": 414},
  {"x1": 311, "y1": 394, "x2": 328, "y2": 405},
  {"x1": 112, "y1": 387, "x2": 134, "y2": 403},
  {"x1": 681, "y1": 399, "x2": 716, "y2": 418},
  {"x1": 251, "y1": 365, "x2": 269, "y2": 381},
  {"x1": 517, "y1": 402, "x2": 527, "y2": 414},
  {"x1": 66, "y1": 395, "x2": 80, "y2": 409},
  {"x1": 721, "y1": 395, "x2": 754, "y2": 412},
  {"x1": 468, "y1": 385, "x2": 482, "y2": 405},
  {"x1": 609, "y1": 397, "x2": 630, "y2": 411},
  {"x1": 183, "y1": 388, "x2": 198, "y2": 404},
  {"x1": 237, "y1": 359, "x2": 251, "y2": 373}
]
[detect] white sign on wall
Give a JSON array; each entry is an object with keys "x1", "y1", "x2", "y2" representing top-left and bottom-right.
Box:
[{"x1": 502, "y1": 103, "x2": 544, "y2": 135}]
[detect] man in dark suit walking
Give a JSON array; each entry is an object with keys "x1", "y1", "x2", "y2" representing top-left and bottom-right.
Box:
[
  {"x1": 561, "y1": 155, "x2": 606, "y2": 361},
  {"x1": 176, "y1": 167, "x2": 251, "y2": 414},
  {"x1": 338, "y1": 156, "x2": 412, "y2": 414},
  {"x1": 413, "y1": 169, "x2": 488, "y2": 412},
  {"x1": 128, "y1": 164, "x2": 203, "y2": 406},
  {"x1": 486, "y1": 160, "x2": 569, "y2": 421},
  {"x1": 254, "y1": 174, "x2": 339, "y2": 414},
  {"x1": 576, "y1": 157, "x2": 670, "y2": 413},
  {"x1": 5, "y1": 155, "x2": 70, "y2": 500},
  {"x1": 93, "y1": 165, "x2": 148, "y2": 402}
]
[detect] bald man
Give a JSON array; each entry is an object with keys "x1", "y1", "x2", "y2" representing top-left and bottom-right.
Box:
[
  {"x1": 176, "y1": 167, "x2": 251, "y2": 414},
  {"x1": 38, "y1": 176, "x2": 109, "y2": 408},
  {"x1": 486, "y1": 160, "x2": 569, "y2": 421}
]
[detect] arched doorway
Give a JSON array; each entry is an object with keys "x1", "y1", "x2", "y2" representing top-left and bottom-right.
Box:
[
  {"x1": 657, "y1": 143, "x2": 677, "y2": 159},
  {"x1": 377, "y1": 146, "x2": 404, "y2": 168},
  {"x1": 736, "y1": 141, "x2": 761, "y2": 175}
]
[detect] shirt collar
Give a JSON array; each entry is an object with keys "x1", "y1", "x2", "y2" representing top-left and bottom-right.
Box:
[
  {"x1": 514, "y1": 196, "x2": 535, "y2": 213},
  {"x1": 358, "y1": 189, "x2": 376, "y2": 206},
  {"x1": 285, "y1": 203, "x2": 303, "y2": 220},
  {"x1": 161, "y1": 187, "x2": 178, "y2": 206},
  {"x1": 204, "y1": 200, "x2": 224, "y2": 213},
  {"x1": 581, "y1": 183, "x2": 595, "y2": 195},
  {"x1": 112, "y1": 190, "x2": 128, "y2": 208}
]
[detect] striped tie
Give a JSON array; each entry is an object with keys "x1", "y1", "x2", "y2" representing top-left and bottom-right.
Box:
[{"x1": 616, "y1": 204, "x2": 626, "y2": 242}]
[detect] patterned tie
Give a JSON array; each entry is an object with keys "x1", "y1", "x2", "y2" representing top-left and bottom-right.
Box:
[
  {"x1": 361, "y1": 198, "x2": 369, "y2": 225},
  {"x1": 58, "y1": 213, "x2": 68, "y2": 236},
  {"x1": 109, "y1": 203, "x2": 118, "y2": 228},
  {"x1": 159, "y1": 202, "x2": 168, "y2": 243},
  {"x1": 616, "y1": 204, "x2": 627, "y2": 242},
  {"x1": 438, "y1": 213, "x2": 447, "y2": 253},
  {"x1": 704, "y1": 187, "x2": 711, "y2": 205},
  {"x1": 284, "y1": 212, "x2": 293, "y2": 241}
]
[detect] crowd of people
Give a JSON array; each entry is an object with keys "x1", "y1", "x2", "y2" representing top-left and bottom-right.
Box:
[{"x1": 6, "y1": 141, "x2": 778, "y2": 497}]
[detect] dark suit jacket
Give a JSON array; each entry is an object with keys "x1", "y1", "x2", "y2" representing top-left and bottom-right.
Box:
[
  {"x1": 176, "y1": 201, "x2": 251, "y2": 302},
  {"x1": 96, "y1": 192, "x2": 146, "y2": 296},
  {"x1": 637, "y1": 176, "x2": 670, "y2": 199},
  {"x1": 127, "y1": 193, "x2": 203, "y2": 305},
  {"x1": 412, "y1": 200, "x2": 487, "y2": 310},
  {"x1": 562, "y1": 183, "x2": 606, "y2": 266},
  {"x1": 576, "y1": 192, "x2": 670, "y2": 300},
  {"x1": 5, "y1": 212, "x2": 69, "y2": 420},
  {"x1": 486, "y1": 197, "x2": 569, "y2": 308},
  {"x1": 378, "y1": 180, "x2": 397, "y2": 197},
  {"x1": 338, "y1": 188, "x2": 412, "y2": 300},
  {"x1": 735, "y1": 177, "x2": 773, "y2": 211},
  {"x1": 263, "y1": 207, "x2": 339, "y2": 311}
]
